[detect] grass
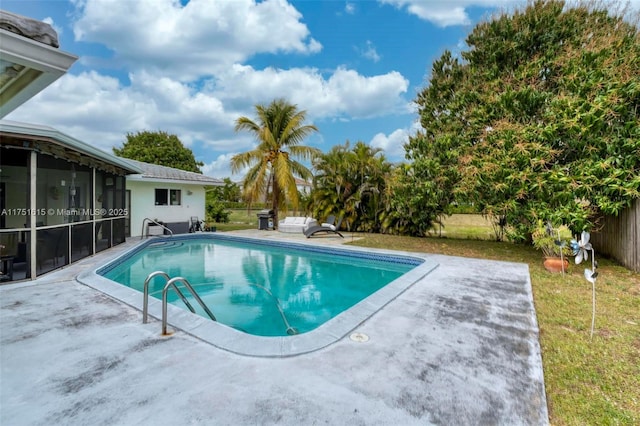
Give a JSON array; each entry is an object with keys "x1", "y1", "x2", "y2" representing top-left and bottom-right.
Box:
[
  {"x1": 428, "y1": 214, "x2": 497, "y2": 240},
  {"x1": 212, "y1": 210, "x2": 640, "y2": 424},
  {"x1": 207, "y1": 208, "x2": 262, "y2": 232}
]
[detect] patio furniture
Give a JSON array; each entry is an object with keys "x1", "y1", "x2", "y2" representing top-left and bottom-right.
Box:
[
  {"x1": 322, "y1": 215, "x2": 336, "y2": 227},
  {"x1": 277, "y1": 216, "x2": 318, "y2": 233},
  {"x1": 303, "y1": 216, "x2": 344, "y2": 238}
]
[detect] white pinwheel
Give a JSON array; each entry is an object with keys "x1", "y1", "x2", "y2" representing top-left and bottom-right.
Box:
[
  {"x1": 571, "y1": 231, "x2": 592, "y2": 264},
  {"x1": 571, "y1": 230, "x2": 599, "y2": 339}
]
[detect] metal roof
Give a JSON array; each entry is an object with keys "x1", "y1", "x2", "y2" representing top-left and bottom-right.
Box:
[
  {"x1": 122, "y1": 158, "x2": 224, "y2": 186},
  {"x1": 0, "y1": 119, "x2": 141, "y2": 173}
]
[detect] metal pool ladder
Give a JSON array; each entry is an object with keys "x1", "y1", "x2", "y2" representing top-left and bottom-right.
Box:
[
  {"x1": 143, "y1": 271, "x2": 217, "y2": 335},
  {"x1": 141, "y1": 218, "x2": 174, "y2": 239}
]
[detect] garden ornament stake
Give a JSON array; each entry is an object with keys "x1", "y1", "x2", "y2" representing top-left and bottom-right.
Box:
[
  {"x1": 571, "y1": 231, "x2": 598, "y2": 339},
  {"x1": 555, "y1": 229, "x2": 567, "y2": 278}
]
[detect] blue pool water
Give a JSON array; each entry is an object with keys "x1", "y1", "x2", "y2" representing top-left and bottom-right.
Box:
[{"x1": 99, "y1": 236, "x2": 422, "y2": 337}]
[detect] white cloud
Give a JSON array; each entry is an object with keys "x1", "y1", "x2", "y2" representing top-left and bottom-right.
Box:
[
  {"x1": 71, "y1": 0, "x2": 322, "y2": 80},
  {"x1": 370, "y1": 120, "x2": 422, "y2": 160},
  {"x1": 360, "y1": 40, "x2": 381, "y2": 63},
  {"x1": 345, "y1": 3, "x2": 356, "y2": 14},
  {"x1": 42, "y1": 16, "x2": 63, "y2": 37},
  {"x1": 213, "y1": 65, "x2": 409, "y2": 120},
  {"x1": 370, "y1": 128, "x2": 409, "y2": 160},
  {"x1": 5, "y1": 71, "x2": 242, "y2": 154},
  {"x1": 6, "y1": 64, "x2": 410, "y2": 164},
  {"x1": 201, "y1": 152, "x2": 248, "y2": 179},
  {"x1": 378, "y1": 0, "x2": 521, "y2": 27},
  {"x1": 6, "y1": 72, "x2": 145, "y2": 150}
]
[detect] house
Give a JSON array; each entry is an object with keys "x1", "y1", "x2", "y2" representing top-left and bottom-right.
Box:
[
  {"x1": 295, "y1": 177, "x2": 312, "y2": 194},
  {"x1": 122, "y1": 158, "x2": 224, "y2": 237}
]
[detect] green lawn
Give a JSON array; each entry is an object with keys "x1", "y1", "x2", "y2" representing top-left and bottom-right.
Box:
[
  {"x1": 211, "y1": 211, "x2": 640, "y2": 424},
  {"x1": 427, "y1": 213, "x2": 497, "y2": 240},
  {"x1": 207, "y1": 208, "x2": 260, "y2": 232}
]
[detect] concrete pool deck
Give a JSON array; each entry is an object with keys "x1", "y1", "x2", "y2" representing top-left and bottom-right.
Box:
[{"x1": 0, "y1": 230, "x2": 548, "y2": 425}]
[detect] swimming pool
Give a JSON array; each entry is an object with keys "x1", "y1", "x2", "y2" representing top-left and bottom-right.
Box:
[
  {"x1": 100, "y1": 237, "x2": 419, "y2": 336},
  {"x1": 82, "y1": 234, "x2": 438, "y2": 356}
]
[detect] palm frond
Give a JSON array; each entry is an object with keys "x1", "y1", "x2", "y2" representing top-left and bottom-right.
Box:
[
  {"x1": 233, "y1": 98, "x2": 319, "y2": 214},
  {"x1": 288, "y1": 145, "x2": 322, "y2": 161},
  {"x1": 273, "y1": 153, "x2": 299, "y2": 207},
  {"x1": 230, "y1": 149, "x2": 263, "y2": 173}
]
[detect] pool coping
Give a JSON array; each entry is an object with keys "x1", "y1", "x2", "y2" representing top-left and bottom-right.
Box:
[{"x1": 77, "y1": 233, "x2": 439, "y2": 357}]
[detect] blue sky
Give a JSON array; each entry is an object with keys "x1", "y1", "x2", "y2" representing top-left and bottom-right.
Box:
[{"x1": 3, "y1": 0, "x2": 635, "y2": 178}]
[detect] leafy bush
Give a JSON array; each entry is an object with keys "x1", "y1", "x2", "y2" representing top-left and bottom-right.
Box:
[
  {"x1": 531, "y1": 222, "x2": 573, "y2": 258},
  {"x1": 449, "y1": 203, "x2": 478, "y2": 214},
  {"x1": 407, "y1": 1, "x2": 640, "y2": 235},
  {"x1": 206, "y1": 199, "x2": 230, "y2": 223}
]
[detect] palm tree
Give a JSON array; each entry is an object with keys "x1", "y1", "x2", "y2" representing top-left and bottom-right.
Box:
[
  {"x1": 311, "y1": 140, "x2": 392, "y2": 232},
  {"x1": 231, "y1": 99, "x2": 321, "y2": 226}
]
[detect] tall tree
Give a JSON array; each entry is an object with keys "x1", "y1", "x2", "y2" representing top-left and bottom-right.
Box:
[
  {"x1": 397, "y1": 50, "x2": 466, "y2": 236},
  {"x1": 207, "y1": 178, "x2": 241, "y2": 203},
  {"x1": 231, "y1": 99, "x2": 320, "y2": 225},
  {"x1": 311, "y1": 141, "x2": 393, "y2": 232},
  {"x1": 405, "y1": 0, "x2": 640, "y2": 239},
  {"x1": 113, "y1": 130, "x2": 204, "y2": 173}
]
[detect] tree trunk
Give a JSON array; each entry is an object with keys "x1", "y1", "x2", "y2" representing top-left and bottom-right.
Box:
[{"x1": 272, "y1": 175, "x2": 279, "y2": 228}]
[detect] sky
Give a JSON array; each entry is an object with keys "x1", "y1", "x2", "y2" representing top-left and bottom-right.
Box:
[{"x1": 2, "y1": 0, "x2": 637, "y2": 179}]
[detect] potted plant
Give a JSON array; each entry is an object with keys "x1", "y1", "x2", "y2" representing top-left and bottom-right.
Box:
[{"x1": 532, "y1": 221, "x2": 573, "y2": 273}]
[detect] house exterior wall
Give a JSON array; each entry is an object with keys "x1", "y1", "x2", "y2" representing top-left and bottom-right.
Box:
[
  {"x1": 296, "y1": 183, "x2": 311, "y2": 194},
  {"x1": 127, "y1": 180, "x2": 206, "y2": 237}
]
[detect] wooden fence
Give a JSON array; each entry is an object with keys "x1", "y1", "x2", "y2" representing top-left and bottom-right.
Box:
[{"x1": 590, "y1": 199, "x2": 640, "y2": 272}]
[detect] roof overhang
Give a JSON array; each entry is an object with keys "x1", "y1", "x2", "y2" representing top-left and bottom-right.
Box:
[
  {"x1": 0, "y1": 120, "x2": 142, "y2": 175},
  {"x1": 125, "y1": 175, "x2": 224, "y2": 186},
  {"x1": 0, "y1": 28, "x2": 78, "y2": 118}
]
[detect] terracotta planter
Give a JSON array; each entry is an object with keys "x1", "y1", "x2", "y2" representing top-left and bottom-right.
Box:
[{"x1": 543, "y1": 257, "x2": 569, "y2": 273}]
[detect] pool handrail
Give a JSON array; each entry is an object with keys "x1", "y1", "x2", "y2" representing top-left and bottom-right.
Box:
[
  {"x1": 162, "y1": 276, "x2": 217, "y2": 335},
  {"x1": 143, "y1": 271, "x2": 196, "y2": 323},
  {"x1": 141, "y1": 218, "x2": 173, "y2": 239}
]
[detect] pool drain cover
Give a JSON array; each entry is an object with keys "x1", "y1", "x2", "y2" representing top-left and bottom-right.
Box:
[{"x1": 349, "y1": 332, "x2": 369, "y2": 342}]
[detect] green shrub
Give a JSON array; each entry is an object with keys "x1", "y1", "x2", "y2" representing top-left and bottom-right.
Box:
[
  {"x1": 531, "y1": 222, "x2": 573, "y2": 258},
  {"x1": 449, "y1": 203, "x2": 478, "y2": 214},
  {"x1": 206, "y1": 199, "x2": 230, "y2": 223}
]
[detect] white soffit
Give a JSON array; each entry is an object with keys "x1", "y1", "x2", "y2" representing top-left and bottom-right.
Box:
[{"x1": 0, "y1": 28, "x2": 78, "y2": 118}]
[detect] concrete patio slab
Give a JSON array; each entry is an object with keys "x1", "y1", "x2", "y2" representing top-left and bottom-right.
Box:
[{"x1": 0, "y1": 231, "x2": 548, "y2": 425}]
